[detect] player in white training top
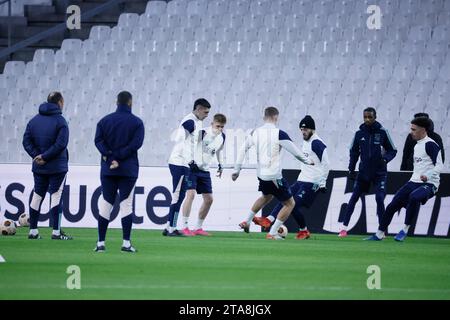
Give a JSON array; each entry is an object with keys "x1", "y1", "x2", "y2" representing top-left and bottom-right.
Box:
[
  {"x1": 253, "y1": 115, "x2": 330, "y2": 240},
  {"x1": 232, "y1": 107, "x2": 314, "y2": 240},
  {"x1": 164, "y1": 98, "x2": 211, "y2": 237},
  {"x1": 366, "y1": 116, "x2": 444, "y2": 241},
  {"x1": 180, "y1": 114, "x2": 227, "y2": 236}
]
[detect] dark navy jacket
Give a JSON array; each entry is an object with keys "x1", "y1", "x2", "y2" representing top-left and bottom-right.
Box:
[
  {"x1": 22, "y1": 103, "x2": 69, "y2": 174},
  {"x1": 349, "y1": 121, "x2": 397, "y2": 181},
  {"x1": 95, "y1": 104, "x2": 145, "y2": 178}
]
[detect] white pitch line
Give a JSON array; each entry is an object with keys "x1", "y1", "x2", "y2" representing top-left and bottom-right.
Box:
[{"x1": 0, "y1": 255, "x2": 5, "y2": 263}]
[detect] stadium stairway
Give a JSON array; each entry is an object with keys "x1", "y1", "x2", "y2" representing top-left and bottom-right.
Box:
[{"x1": 0, "y1": 0, "x2": 151, "y2": 72}]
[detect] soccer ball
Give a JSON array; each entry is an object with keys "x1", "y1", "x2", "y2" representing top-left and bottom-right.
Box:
[
  {"x1": 19, "y1": 213, "x2": 30, "y2": 227},
  {"x1": 277, "y1": 225, "x2": 288, "y2": 238},
  {"x1": 1, "y1": 219, "x2": 17, "y2": 236}
]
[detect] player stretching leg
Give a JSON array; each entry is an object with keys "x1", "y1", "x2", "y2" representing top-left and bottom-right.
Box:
[
  {"x1": 232, "y1": 107, "x2": 314, "y2": 240},
  {"x1": 180, "y1": 114, "x2": 227, "y2": 236},
  {"x1": 366, "y1": 117, "x2": 443, "y2": 241},
  {"x1": 254, "y1": 116, "x2": 329, "y2": 240}
]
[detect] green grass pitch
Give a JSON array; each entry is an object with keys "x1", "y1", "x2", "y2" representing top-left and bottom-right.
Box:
[{"x1": 1, "y1": 227, "x2": 450, "y2": 300}]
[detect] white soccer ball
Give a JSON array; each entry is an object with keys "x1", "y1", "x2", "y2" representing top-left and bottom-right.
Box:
[
  {"x1": 277, "y1": 225, "x2": 288, "y2": 238},
  {"x1": 1, "y1": 219, "x2": 17, "y2": 236},
  {"x1": 19, "y1": 213, "x2": 30, "y2": 227}
]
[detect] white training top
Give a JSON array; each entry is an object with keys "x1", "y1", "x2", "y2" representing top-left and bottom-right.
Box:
[
  {"x1": 234, "y1": 122, "x2": 312, "y2": 181},
  {"x1": 193, "y1": 126, "x2": 226, "y2": 171},
  {"x1": 410, "y1": 135, "x2": 443, "y2": 190},
  {"x1": 298, "y1": 133, "x2": 330, "y2": 187},
  {"x1": 168, "y1": 112, "x2": 203, "y2": 167}
]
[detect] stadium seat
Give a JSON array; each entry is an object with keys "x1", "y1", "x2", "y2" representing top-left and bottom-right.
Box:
[{"x1": 145, "y1": 0, "x2": 167, "y2": 15}]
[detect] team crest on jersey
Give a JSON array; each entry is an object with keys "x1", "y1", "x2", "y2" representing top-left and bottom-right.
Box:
[
  {"x1": 374, "y1": 133, "x2": 381, "y2": 144},
  {"x1": 414, "y1": 157, "x2": 423, "y2": 163}
]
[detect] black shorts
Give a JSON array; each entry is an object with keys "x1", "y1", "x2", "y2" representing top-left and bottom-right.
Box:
[{"x1": 258, "y1": 178, "x2": 292, "y2": 202}]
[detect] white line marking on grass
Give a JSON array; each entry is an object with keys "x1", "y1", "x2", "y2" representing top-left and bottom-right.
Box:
[{"x1": 0, "y1": 255, "x2": 5, "y2": 263}]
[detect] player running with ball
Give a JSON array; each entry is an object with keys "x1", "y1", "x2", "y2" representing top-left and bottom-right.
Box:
[
  {"x1": 232, "y1": 107, "x2": 314, "y2": 240},
  {"x1": 252, "y1": 115, "x2": 330, "y2": 240}
]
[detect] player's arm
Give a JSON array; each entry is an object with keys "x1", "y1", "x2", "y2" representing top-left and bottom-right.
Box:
[
  {"x1": 278, "y1": 130, "x2": 313, "y2": 165},
  {"x1": 113, "y1": 121, "x2": 145, "y2": 160},
  {"x1": 381, "y1": 128, "x2": 397, "y2": 164},
  {"x1": 94, "y1": 121, "x2": 112, "y2": 157},
  {"x1": 232, "y1": 133, "x2": 254, "y2": 180},
  {"x1": 40, "y1": 120, "x2": 69, "y2": 162},
  {"x1": 348, "y1": 132, "x2": 360, "y2": 172},
  {"x1": 422, "y1": 141, "x2": 444, "y2": 182},
  {"x1": 400, "y1": 135, "x2": 413, "y2": 170},
  {"x1": 216, "y1": 133, "x2": 225, "y2": 177},
  {"x1": 434, "y1": 133, "x2": 445, "y2": 164},
  {"x1": 22, "y1": 123, "x2": 39, "y2": 159},
  {"x1": 312, "y1": 140, "x2": 330, "y2": 188}
]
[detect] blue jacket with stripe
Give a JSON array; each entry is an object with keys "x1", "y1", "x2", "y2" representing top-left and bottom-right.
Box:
[
  {"x1": 95, "y1": 104, "x2": 145, "y2": 178},
  {"x1": 349, "y1": 121, "x2": 397, "y2": 181},
  {"x1": 22, "y1": 103, "x2": 69, "y2": 174}
]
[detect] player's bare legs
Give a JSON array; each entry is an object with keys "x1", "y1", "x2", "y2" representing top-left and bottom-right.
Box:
[
  {"x1": 267, "y1": 197, "x2": 295, "y2": 239},
  {"x1": 180, "y1": 190, "x2": 196, "y2": 236},
  {"x1": 239, "y1": 194, "x2": 273, "y2": 232},
  {"x1": 193, "y1": 193, "x2": 213, "y2": 236}
]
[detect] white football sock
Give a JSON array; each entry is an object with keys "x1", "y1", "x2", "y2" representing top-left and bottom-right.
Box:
[
  {"x1": 29, "y1": 229, "x2": 38, "y2": 236},
  {"x1": 52, "y1": 230, "x2": 60, "y2": 236},
  {"x1": 97, "y1": 241, "x2": 105, "y2": 247},
  {"x1": 182, "y1": 216, "x2": 189, "y2": 228},
  {"x1": 299, "y1": 227, "x2": 307, "y2": 231},
  {"x1": 342, "y1": 224, "x2": 348, "y2": 231},
  {"x1": 123, "y1": 240, "x2": 131, "y2": 247},
  {"x1": 269, "y1": 219, "x2": 284, "y2": 236},
  {"x1": 246, "y1": 211, "x2": 257, "y2": 224},
  {"x1": 376, "y1": 230, "x2": 385, "y2": 239},
  {"x1": 267, "y1": 215, "x2": 275, "y2": 223},
  {"x1": 403, "y1": 225, "x2": 410, "y2": 233},
  {"x1": 168, "y1": 226, "x2": 175, "y2": 233},
  {"x1": 196, "y1": 218, "x2": 204, "y2": 230}
]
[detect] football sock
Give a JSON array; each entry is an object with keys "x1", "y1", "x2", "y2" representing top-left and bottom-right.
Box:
[
  {"x1": 342, "y1": 224, "x2": 348, "y2": 231},
  {"x1": 168, "y1": 226, "x2": 175, "y2": 233},
  {"x1": 182, "y1": 216, "x2": 189, "y2": 228},
  {"x1": 376, "y1": 230, "x2": 385, "y2": 239},
  {"x1": 29, "y1": 229, "x2": 38, "y2": 236},
  {"x1": 402, "y1": 225, "x2": 410, "y2": 233},
  {"x1": 269, "y1": 219, "x2": 284, "y2": 236},
  {"x1": 97, "y1": 241, "x2": 105, "y2": 247},
  {"x1": 98, "y1": 216, "x2": 109, "y2": 242},
  {"x1": 52, "y1": 230, "x2": 60, "y2": 236},
  {"x1": 196, "y1": 218, "x2": 204, "y2": 230},
  {"x1": 121, "y1": 214, "x2": 132, "y2": 241},
  {"x1": 123, "y1": 240, "x2": 131, "y2": 248},
  {"x1": 299, "y1": 227, "x2": 307, "y2": 231},
  {"x1": 246, "y1": 211, "x2": 256, "y2": 225},
  {"x1": 267, "y1": 215, "x2": 275, "y2": 223}
]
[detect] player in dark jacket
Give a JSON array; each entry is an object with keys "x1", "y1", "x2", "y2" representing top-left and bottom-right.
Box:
[
  {"x1": 22, "y1": 92, "x2": 72, "y2": 240},
  {"x1": 338, "y1": 107, "x2": 397, "y2": 237},
  {"x1": 94, "y1": 91, "x2": 144, "y2": 253},
  {"x1": 400, "y1": 113, "x2": 445, "y2": 171}
]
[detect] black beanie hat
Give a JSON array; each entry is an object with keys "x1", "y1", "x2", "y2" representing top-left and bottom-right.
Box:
[{"x1": 299, "y1": 115, "x2": 315, "y2": 130}]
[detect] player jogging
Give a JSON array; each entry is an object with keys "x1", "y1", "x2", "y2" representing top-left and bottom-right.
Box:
[
  {"x1": 231, "y1": 107, "x2": 314, "y2": 240},
  {"x1": 253, "y1": 115, "x2": 330, "y2": 240}
]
